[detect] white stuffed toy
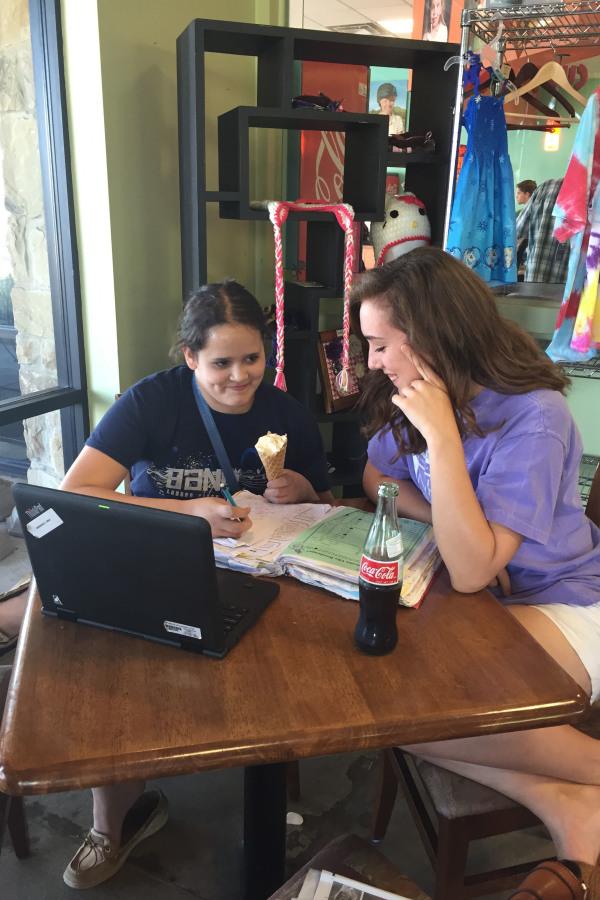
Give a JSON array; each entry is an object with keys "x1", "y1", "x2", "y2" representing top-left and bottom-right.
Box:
[{"x1": 371, "y1": 192, "x2": 431, "y2": 266}]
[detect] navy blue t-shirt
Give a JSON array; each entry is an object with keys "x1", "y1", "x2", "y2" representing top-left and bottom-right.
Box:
[{"x1": 87, "y1": 367, "x2": 330, "y2": 500}]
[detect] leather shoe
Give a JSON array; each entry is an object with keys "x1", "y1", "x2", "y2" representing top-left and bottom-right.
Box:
[{"x1": 509, "y1": 860, "x2": 587, "y2": 899}]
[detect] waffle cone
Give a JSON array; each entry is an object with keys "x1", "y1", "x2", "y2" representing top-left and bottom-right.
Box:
[{"x1": 258, "y1": 444, "x2": 287, "y2": 481}]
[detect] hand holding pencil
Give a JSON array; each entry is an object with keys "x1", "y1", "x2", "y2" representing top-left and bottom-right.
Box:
[{"x1": 184, "y1": 494, "x2": 251, "y2": 539}]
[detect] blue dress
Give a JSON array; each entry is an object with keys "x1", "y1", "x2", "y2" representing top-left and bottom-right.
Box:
[{"x1": 447, "y1": 92, "x2": 517, "y2": 283}]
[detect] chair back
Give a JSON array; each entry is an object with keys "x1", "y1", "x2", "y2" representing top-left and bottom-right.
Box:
[{"x1": 586, "y1": 463, "x2": 600, "y2": 528}]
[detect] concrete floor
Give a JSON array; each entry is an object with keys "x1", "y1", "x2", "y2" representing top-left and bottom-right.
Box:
[
  {"x1": 0, "y1": 527, "x2": 29, "y2": 594},
  {"x1": 0, "y1": 745, "x2": 553, "y2": 899}
]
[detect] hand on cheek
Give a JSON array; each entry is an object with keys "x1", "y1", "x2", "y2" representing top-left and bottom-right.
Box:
[{"x1": 392, "y1": 345, "x2": 455, "y2": 443}]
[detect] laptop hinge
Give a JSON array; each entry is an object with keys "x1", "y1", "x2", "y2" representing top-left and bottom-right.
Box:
[{"x1": 56, "y1": 609, "x2": 78, "y2": 623}]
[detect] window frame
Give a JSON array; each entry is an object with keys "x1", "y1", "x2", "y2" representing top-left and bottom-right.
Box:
[{"x1": 0, "y1": 0, "x2": 88, "y2": 469}]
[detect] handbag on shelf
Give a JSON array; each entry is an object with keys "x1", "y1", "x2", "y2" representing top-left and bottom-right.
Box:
[{"x1": 388, "y1": 130, "x2": 435, "y2": 153}]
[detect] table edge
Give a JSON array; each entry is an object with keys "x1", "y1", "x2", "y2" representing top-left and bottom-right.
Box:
[{"x1": 0, "y1": 695, "x2": 587, "y2": 796}]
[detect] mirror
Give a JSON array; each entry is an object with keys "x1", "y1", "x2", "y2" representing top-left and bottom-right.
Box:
[{"x1": 483, "y1": 54, "x2": 599, "y2": 286}]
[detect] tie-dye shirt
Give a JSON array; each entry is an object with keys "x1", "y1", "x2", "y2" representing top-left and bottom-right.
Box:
[
  {"x1": 547, "y1": 88, "x2": 600, "y2": 360},
  {"x1": 368, "y1": 387, "x2": 600, "y2": 607}
]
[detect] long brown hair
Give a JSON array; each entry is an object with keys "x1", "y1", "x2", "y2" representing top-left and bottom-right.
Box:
[{"x1": 350, "y1": 247, "x2": 569, "y2": 455}]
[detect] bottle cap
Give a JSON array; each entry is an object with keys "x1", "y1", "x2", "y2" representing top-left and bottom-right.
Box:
[{"x1": 378, "y1": 482, "x2": 399, "y2": 498}]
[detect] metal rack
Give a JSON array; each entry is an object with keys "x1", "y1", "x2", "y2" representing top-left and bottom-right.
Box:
[
  {"x1": 464, "y1": 2, "x2": 600, "y2": 51},
  {"x1": 443, "y1": 1, "x2": 600, "y2": 243},
  {"x1": 579, "y1": 453, "x2": 600, "y2": 504}
]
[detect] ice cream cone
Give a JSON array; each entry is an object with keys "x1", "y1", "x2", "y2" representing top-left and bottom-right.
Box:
[{"x1": 255, "y1": 432, "x2": 287, "y2": 481}]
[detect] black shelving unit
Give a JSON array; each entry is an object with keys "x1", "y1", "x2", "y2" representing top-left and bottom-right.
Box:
[
  {"x1": 218, "y1": 107, "x2": 388, "y2": 221},
  {"x1": 177, "y1": 18, "x2": 459, "y2": 292},
  {"x1": 177, "y1": 19, "x2": 459, "y2": 492}
]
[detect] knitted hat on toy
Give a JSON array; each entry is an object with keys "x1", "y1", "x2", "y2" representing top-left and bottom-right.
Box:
[
  {"x1": 267, "y1": 201, "x2": 356, "y2": 394},
  {"x1": 371, "y1": 193, "x2": 431, "y2": 267}
]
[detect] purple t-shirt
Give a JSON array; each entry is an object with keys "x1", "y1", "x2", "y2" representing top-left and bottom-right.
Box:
[{"x1": 368, "y1": 388, "x2": 600, "y2": 607}]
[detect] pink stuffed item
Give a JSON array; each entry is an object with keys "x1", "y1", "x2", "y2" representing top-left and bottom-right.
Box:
[{"x1": 371, "y1": 193, "x2": 431, "y2": 266}]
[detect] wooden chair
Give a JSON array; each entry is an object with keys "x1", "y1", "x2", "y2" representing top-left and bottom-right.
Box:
[
  {"x1": 0, "y1": 665, "x2": 30, "y2": 860},
  {"x1": 371, "y1": 462, "x2": 600, "y2": 899}
]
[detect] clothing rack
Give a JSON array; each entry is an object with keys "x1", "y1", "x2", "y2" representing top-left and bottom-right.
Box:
[
  {"x1": 466, "y1": 1, "x2": 600, "y2": 50},
  {"x1": 443, "y1": 1, "x2": 600, "y2": 246}
]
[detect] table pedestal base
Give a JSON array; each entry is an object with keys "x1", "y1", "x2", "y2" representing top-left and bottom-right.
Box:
[{"x1": 243, "y1": 762, "x2": 287, "y2": 900}]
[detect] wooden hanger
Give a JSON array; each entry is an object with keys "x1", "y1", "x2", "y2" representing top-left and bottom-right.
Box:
[
  {"x1": 504, "y1": 60, "x2": 586, "y2": 108},
  {"x1": 506, "y1": 113, "x2": 579, "y2": 131},
  {"x1": 514, "y1": 61, "x2": 575, "y2": 117},
  {"x1": 505, "y1": 111, "x2": 577, "y2": 126},
  {"x1": 506, "y1": 123, "x2": 561, "y2": 132}
]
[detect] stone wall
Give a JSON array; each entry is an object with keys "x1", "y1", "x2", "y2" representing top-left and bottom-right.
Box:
[{"x1": 0, "y1": 0, "x2": 63, "y2": 486}]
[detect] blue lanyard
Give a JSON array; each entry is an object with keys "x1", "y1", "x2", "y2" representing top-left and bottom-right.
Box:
[{"x1": 191, "y1": 376, "x2": 239, "y2": 493}]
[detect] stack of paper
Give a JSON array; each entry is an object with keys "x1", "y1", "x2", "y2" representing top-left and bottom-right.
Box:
[
  {"x1": 295, "y1": 867, "x2": 413, "y2": 900},
  {"x1": 214, "y1": 492, "x2": 440, "y2": 608}
]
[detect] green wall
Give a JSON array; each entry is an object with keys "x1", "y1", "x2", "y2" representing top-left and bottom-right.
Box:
[{"x1": 62, "y1": 0, "x2": 285, "y2": 426}]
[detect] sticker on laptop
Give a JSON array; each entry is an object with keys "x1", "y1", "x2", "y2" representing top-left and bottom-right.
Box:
[
  {"x1": 26, "y1": 508, "x2": 64, "y2": 539},
  {"x1": 163, "y1": 620, "x2": 202, "y2": 640}
]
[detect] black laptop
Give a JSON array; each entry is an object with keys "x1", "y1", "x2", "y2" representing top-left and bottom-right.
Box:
[{"x1": 13, "y1": 483, "x2": 279, "y2": 658}]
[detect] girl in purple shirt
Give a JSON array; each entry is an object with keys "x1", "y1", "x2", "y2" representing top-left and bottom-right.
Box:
[{"x1": 351, "y1": 247, "x2": 600, "y2": 894}]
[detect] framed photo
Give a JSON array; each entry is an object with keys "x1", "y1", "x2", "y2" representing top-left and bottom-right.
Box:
[
  {"x1": 317, "y1": 330, "x2": 367, "y2": 414},
  {"x1": 369, "y1": 66, "x2": 409, "y2": 136}
]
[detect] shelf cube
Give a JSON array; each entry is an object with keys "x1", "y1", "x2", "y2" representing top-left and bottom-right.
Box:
[{"x1": 217, "y1": 107, "x2": 388, "y2": 221}]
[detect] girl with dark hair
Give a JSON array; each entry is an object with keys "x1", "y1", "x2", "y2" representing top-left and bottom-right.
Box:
[
  {"x1": 64, "y1": 280, "x2": 331, "y2": 531},
  {"x1": 351, "y1": 247, "x2": 600, "y2": 892},
  {"x1": 58, "y1": 279, "x2": 332, "y2": 889}
]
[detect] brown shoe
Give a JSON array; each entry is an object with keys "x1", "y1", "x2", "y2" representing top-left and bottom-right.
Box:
[{"x1": 509, "y1": 860, "x2": 587, "y2": 899}]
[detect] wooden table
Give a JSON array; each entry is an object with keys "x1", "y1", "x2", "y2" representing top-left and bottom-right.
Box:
[{"x1": 0, "y1": 577, "x2": 587, "y2": 899}]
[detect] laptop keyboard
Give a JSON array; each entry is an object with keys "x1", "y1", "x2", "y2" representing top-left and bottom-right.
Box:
[{"x1": 221, "y1": 604, "x2": 249, "y2": 634}]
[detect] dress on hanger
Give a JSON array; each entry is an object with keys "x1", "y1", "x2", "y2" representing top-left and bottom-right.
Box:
[
  {"x1": 547, "y1": 88, "x2": 600, "y2": 362},
  {"x1": 447, "y1": 81, "x2": 517, "y2": 284}
]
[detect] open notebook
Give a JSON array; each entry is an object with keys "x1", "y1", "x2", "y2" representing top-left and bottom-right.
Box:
[{"x1": 214, "y1": 491, "x2": 441, "y2": 608}]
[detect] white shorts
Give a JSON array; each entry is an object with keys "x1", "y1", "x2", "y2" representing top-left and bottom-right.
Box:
[{"x1": 534, "y1": 601, "x2": 600, "y2": 702}]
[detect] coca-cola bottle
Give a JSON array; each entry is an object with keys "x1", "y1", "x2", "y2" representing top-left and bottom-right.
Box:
[{"x1": 355, "y1": 482, "x2": 403, "y2": 655}]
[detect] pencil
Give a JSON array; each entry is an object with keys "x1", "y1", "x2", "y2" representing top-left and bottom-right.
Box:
[{"x1": 220, "y1": 483, "x2": 242, "y2": 522}]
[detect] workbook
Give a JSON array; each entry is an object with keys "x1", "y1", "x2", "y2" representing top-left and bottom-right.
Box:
[{"x1": 213, "y1": 492, "x2": 440, "y2": 607}]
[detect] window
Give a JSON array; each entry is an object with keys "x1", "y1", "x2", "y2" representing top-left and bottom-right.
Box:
[{"x1": 0, "y1": 0, "x2": 87, "y2": 485}]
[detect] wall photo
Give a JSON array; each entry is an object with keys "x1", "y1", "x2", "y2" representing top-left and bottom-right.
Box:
[{"x1": 422, "y1": 0, "x2": 451, "y2": 41}]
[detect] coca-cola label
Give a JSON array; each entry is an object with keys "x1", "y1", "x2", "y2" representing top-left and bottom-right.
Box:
[{"x1": 359, "y1": 554, "x2": 400, "y2": 587}]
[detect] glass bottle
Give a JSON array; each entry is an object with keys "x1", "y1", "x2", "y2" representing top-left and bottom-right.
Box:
[{"x1": 355, "y1": 482, "x2": 403, "y2": 655}]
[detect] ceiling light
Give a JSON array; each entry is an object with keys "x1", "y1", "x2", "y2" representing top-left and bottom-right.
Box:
[
  {"x1": 544, "y1": 127, "x2": 560, "y2": 152},
  {"x1": 328, "y1": 22, "x2": 391, "y2": 37},
  {"x1": 377, "y1": 18, "x2": 413, "y2": 35}
]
